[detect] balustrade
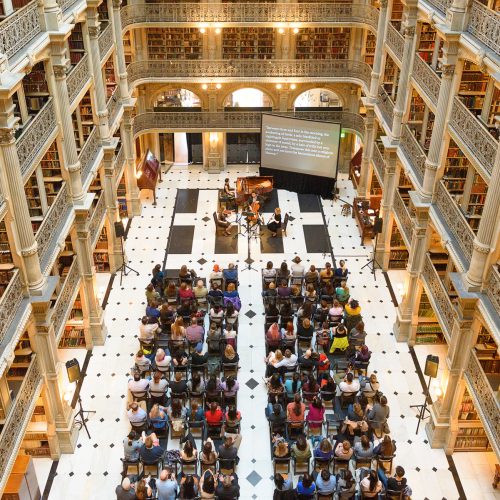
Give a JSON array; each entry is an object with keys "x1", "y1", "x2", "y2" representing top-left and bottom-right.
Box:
[
  {"x1": 412, "y1": 54, "x2": 440, "y2": 107},
  {"x1": 421, "y1": 254, "x2": 455, "y2": 340},
  {"x1": 371, "y1": 142, "x2": 384, "y2": 183},
  {"x1": 449, "y1": 98, "x2": 497, "y2": 179},
  {"x1": 16, "y1": 99, "x2": 57, "y2": 178},
  {"x1": 399, "y1": 125, "x2": 426, "y2": 184},
  {"x1": 426, "y1": 0, "x2": 452, "y2": 14},
  {"x1": 467, "y1": 1, "x2": 500, "y2": 56},
  {"x1": 57, "y1": 0, "x2": 78, "y2": 12},
  {"x1": 485, "y1": 266, "x2": 500, "y2": 318},
  {"x1": 434, "y1": 181, "x2": 474, "y2": 262},
  {"x1": 98, "y1": 23, "x2": 114, "y2": 61},
  {"x1": 53, "y1": 260, "x2": 81, "y2": 341},
  {"x1": 121, "y1": 2, "x2": 379, "y2": 29},
  {"x1": 106, "y1": 88, "x2": 121, "y2": 129},
  {"x1": 377, "y1": 87, "x2": 394, "y2": 131},
  {"x1": 67, "y1": 55, "x2": 91, "y2": 106},
  {"x1": 89, "y1": 192, "x2": 107, "y2": 246},
  {"x1": 115, "y1": 145, "x2": 125, "y2": 178},
  {"x1": 79, "y1": 128, "x2": 101, "y2": 186},
  {"x1": 0, "y1": 355, "x2": 43, "y2": 492},
  {"x1": 393, "y1": 190, "x2": 412, "y2": 245},
  {"x1": 0, "y1": 1, "x2": 41, "y2": 59},
  {"x1": 0, "y1": 271, "x2": 23, "y2": 345},
  {"x1": 385, "y1": 23, "x2": 404, "y2": 62}
]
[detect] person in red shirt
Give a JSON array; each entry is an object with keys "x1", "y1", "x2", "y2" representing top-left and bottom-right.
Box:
[
  {"x1": 205, "y1": 402, "x2": 224, "y2": 427},
  {"x1": 178, "y1": 282, "x2": 195, "y2": 301}
]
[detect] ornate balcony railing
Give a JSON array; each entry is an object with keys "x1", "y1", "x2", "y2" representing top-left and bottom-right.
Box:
[
  {"x1": 412, "y1": 54, "x2": 440, "y2": 107},
  {"x1": 399, "y1": 124, "x2": 426, "y2": 184},
  {"x1": 485, "y1": 266, "x2": 500, "y2": 318},
  {"x1": 79, "y1": 128, "x2": 101, "y2": 185},
  {"x1": 127, "y1": 59, "x2": 372, "y2": 88},
  {"x1": 53, "y1": 260, "x2": 81, "y2": 341},
  {"x1": 121, "y1": 3, "x2": 379, "y2": 29},
  {"x1": 0, "y1": 355, "x2": 43, "y2": 492},
  {"x1": 467, "y1": 1, "x2": 500, "y2": 56},
  {"x1": 67, "y1": 55, "x2": 90, "y2": 106},
  {"x1": 434, "y1": 181, "x2": 474, "y2": 263},
  {"x1": 133, "y1": 110, "x2": 365, "y2": 139},
  {"x1": 377, "y1": 86, "x2": 394, "y2": 130},
  {"x1": 465, "y1": 352, "x2": 500, "y2": 457},
  {"x1": 57, "y1": 0, "x2": 79, "y2": 12},
  {"x1": 17, "y1": 99, "x2": 57, "y2": 177},
  {"x1": 0, "y1": 271, "x2": 23, "y2": 345},
  {"x1": 89, "y1": 192, "x2": 107, "y2": 246},
  {"x1": 36, "y1": 184, "x2": 72, "y2": 271},
  {"x1": 393, "y1": 190, "x2": 412, "y2": 246},
  {"x1": 426, "y1": 0, "x2": 452, "y2": 14},
  {"x1": 449, "y1": 97, "x2": 497, "y2": 179},
  {"x1": 99, "y1": 23, "x2": 114, "y2": 60},
  {"x1": 107, "y1": 88, "x2": 121, "y2": 129},
  {"x1": 115, "y1": 145, "x2": 125, "y2": 179},
  {"x1": 385, "y1": 23, "x2": 404, "y2": 62},
  {"x1": 371, "y1": 143, "x2": 384, "y2": 183},
  {"x1": 0, "y1": 1, "x2": 42, "y2": 59},
  {"x1": 421, "y1": 254, "x2": 455, "y2": 340}
]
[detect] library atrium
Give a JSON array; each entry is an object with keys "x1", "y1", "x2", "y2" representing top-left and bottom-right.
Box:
[{"x1": 0, "y1": 0, "x2": 498, "y2": 498}]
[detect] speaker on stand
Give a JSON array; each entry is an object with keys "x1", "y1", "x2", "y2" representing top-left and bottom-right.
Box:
[
  {"x1": 361, "y1": 217, "x2": 383, "y2": 280},
  {"x1": 114, "y1": 220, "x2": 139, "y2": 286}
]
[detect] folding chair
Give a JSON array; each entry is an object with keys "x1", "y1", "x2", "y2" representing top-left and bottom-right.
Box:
[
  {"x1": 313, "y1": 456, "x2": 332, "y2": 473},
  {"x1": 293, "y1": 456, "x2": 310, "y2": 475},
  {"x1": 340, "y1": 391, "x2": 356, "y2": 409},
  {"x1": 140, "y1": 458, "x2": 162, "y2": 478},
  {"x1": 120, "y1": 459, "x2": 142, "y2": 479},
  {"x1": 273, "y1": 456, "x2": 291, "y2": 475},
  {"x1": 218, "y1": 457, "x2": 237, "y2": 474}
]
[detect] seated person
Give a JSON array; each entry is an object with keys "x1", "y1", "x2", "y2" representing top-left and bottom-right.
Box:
[
  {"x1": 315, "y1": 300, "x2": 330, "y2": 324},
  {"x1": 149, "y1": 403, "x2": 168, "y2": 431},
  {"x1": 177, "y1": 299, "x2": 194, "y2": 318},
  {"x1": 306, "y1": 397, "x2": 325, "y2": 430},
  {"x1": 287, "y1": 394, "x2": 306, "y2": 424},
  {"x1": 208, "y1": 282, "x2": 224, "y2": 299},
  {"x1": 169, "y1": 371, "x2": 188, "y2": 396},
  {"x1": 344, "y1": 299, "x2": 362, "y2": 329},
  {"x1": 291, "y1": 435, "x2": 312, "y2": 461},
  {"x1": 179, "y1": 264, "x2": 196, "y2": 284},
  {"x1": 290, "y1": 284, "x2": 302, "y2": 297},
  {"x1": 171, "y1": 317, "x2": 186, "y2": 341},
  {"x1": 336, "y1": 280, "x2": 350, "y2": 303},
  {"x1": 314, "y1": 438, "x2": 333, "y2": 460},
  {"x1": 334, "y1": 259, "x2": 349, "y2": 279},
  {"x1": 172, "y1": 349, "x2": 188, "y2": 367},
  {"x1": 360, "y1": 469, "x2": 382, "y2": 498},
  {"x1": 328, "y1": 299, "x2": 344, "y2": 323},
  {"x1": 128, "y1": 371, "x2": 150, "y2": 397},
  {"x1": 304, "y1": 284, "x2": 317, "y2": 302},
  {"x1": 354, "y1": 435, "x2": 374, "y2": 459},
  {"x1": 200, "y1": 437, "x2": 218, "y2": 465},
  {"x1": 146, "y1": 301, "x2": 161, "y2": 319},
  {"x1": 149, "y1": 371, "x2": 169, "y2": 405},
  {"x1": 284, "y1": 372, "x2": 302, "y2": 400},
  {"x1": 266, "y1": 322, "x2": 281, "y2": 349},
  {"x1": 159, "y1": 304, "x2": 175, "y2": 327},
  {"x1": 218, "y1": 436, "x2": 239, "y2": 461},
  {"x1": 274, "y1": 473, "x2": 294, "y2": 494},
  {"x1": 344, "y1": 402, "x2": 366, "y2": 435},
  {"x1": 223, "y1": 263, "x2": 238, "y2": 282},
  {"x1": 190, "y1": 343, "x2": 209, "y2": 366},
  {"x1": 205, "y1": 376, "x2": 223, "y2": 402},
  {"x1": 281, "y1": 321, "x2": 296, "y2": 341},
  {"x1": 139, "y1": 434, "x2": 163, "y2": 463},
  {"x1": 134, "y1": 350, "x2": 151, "y2": 374},
  {"x1": 316, "y1": 321, "x2": 331, "y2": 352},
  {"x1": 349, "y1": 320, "x2": 367, "y2": 346},
  {"x1": 156, "y1": 468, "x2": 178, "y2": 500},
  {"x1": 266, "y1": 374, "x2": 285, "y2": 405},
  {"x1": 220, "y1": 376, "x2": 239, "y2": 398},
  {"x1": 223, "y1": 282, "x2": 239, "y2": 299},
  {"x1": 193, "y1": 279, "x2": 208, "y2": 302},
  {"x1": 320, "y1": 281, "x2": 335, "y2": 299},
  {"x1": 374, "y1": 435, "x2": 397, "y2": 457},
  {"x1": 275, "y1": 349, "x2": 298, "y2": 371},
  {"x1": 339, "y1": 372, "x2": 360, "y2": 393},
  {"x1": 277, "y1": 280, "x2": 292, "y2": 298},
  {"x1": 302, "y1": 374, "x2": 320, "y2": 402},
  {"x1": 179, "y1": 475, "x2": 199, "y2": 499},
  {"x1": 273, "y1": 437, "x2": 290, "y2": 458},
  {"x1": 277, "y1": 262, "x2": 290, "y2": 281},
  {"x1": 380, "y1": 465, "x2": 409, "y2": 496},
  {"x1": 305, "y1": 264, "x2": 319, "y2": 284},
  {"x1": 167, "y1": 398, "x2": 188, "y2": 431},
  {"x1": 319, "y1": 262, "x2": 334, "y2": 283},
  {"x1": 178, "y1": 282, "x2": 195, "y2": 301},
  {"x1": 187, "y1": 374, "x2": 206, "y2": 395},
  {"x1": 351, "y1": 344, "x2": 372, "y2": 368},
  {"x1": 123, "y1": 430, "x2": 143, "y2": 462},
  {"x1": 205, "y1": 402, "x2": 224, "y2": 427},
  {"x1": 262, "y1": 281, "x2": 277, "y2": 298},
  {"x1": 209, "y1": 304, "x2": 224, "y2": 324},
  {"x1": 297, "y1": 317, "x2": 314, "y2": 339},
  {"x1": 329, "y1": 324, "x2": 349, "y2": 354},
  {"x1": 154, "y1": 348, "x2": 171, "y2": 370},
  {"x1": 314, "y1": 469, "x2": 337, "y2": 495},
  {"x1": 267, "y1": 403, "x2": 286, "y2": 434},
  {"x1": 222, "y1": 177, "x2": 235, "y2": 198},
  {"x1": 297, "y1": 300, "x2": 313, "y2": 320},
  {"x1": 222, "y1": 344, "x2": 239, "y2": 364},
  {"x1": 215, "y1": 474, "x2": 240, "y2": 500},
  {"x1": 180, "y1": 439, "x2": 198, "y2": 462},
  {"x1": 265, "y1": 301, "x2": 279, "y2": 318},
  {"x1": 185, "y1": 317, "x2": 204, "y2": 344},
  {"x1": 164, "y1": 282, "x2": 178, "y2": 303},
  {"x1": 334, "y1": 440, "x2": 353, "y2": 460},
  {"x1": 296, "y1": 473, "x2": 316, "y2": 497},
  {"x1": 199, "y1": 470, "x2": 217, "y2": 499},
  {"x1": 265, "y1": 349, "x2": 283, "y2": 377},
  {"x1": 263, "y1": 261, "x2": 277, "y2": 278},
  {"x1": 320, "y1": 376, "x2": 337, "y2": 400},
  {"x1": 145, "y1": 283, "x2": 161, "y2": 305},
  {"x1": 223, "y1": 324, "x2": 237, "y2": 347},
  {"x1": 139, "y1": 316, "x2": 159, "y2": 342},
  {"x1": 225, "y1": 303, "x2": 239, "y2": 326},
  {"x1": 298, "y1": 349, "x2": 318, "y2": 371},
  {"x1": 291, "y1": 256, "x2": 305, "y2": 277},
  {"x1": 210, "y1": 264, "x2": 223, "y2": 283},
  {"x1": 115, "y1": 477, "x2": 137, "y2": 500}
]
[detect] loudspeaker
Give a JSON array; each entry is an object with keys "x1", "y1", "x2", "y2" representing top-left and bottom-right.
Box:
[
  {"x1": 65, "y1": 358, "x2": 81, "y2": 383},
  {"x1": 373, "y1": 217, "x2": 383, "y2": 234},
  {"x1": 424, "y1": 354, "x2": 439, "y2": 378},
  {"x1": 114, "y1": 220, "x2": 125, "y2": 238}
]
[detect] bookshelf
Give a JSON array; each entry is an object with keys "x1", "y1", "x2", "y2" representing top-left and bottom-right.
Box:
[
  {"x1": 442, "y1": 139, "x2": 470, "y2": 194},
  {"x1": 123, "y1": 31, "x2": 132, "y2": 65},
  {"x1": 416, "y1": 289, "x2": 445, "y2": 344},
  {"x1": 417, "y1": 23, "x2": 436, "y2": 64},
  {"x1": 222, "y1": 27, "x2": 275, "y2": 59},
  {"x1": 390, "y1": 0, "x2": 403, "y2": 29},
  {"x1": 56, "y1": 236, "x2": 75, "y2": 282},
  {"x1": 25, "y1": 173, "x2": 43, "y2": 220},
  {"x1": 97, "y1": 0, "x2": 109, "y2": 22},
  {"x1": 7, "y1": 332, "x2": 32, "y2": 381},
  {"x1": 41, "y1": 140, "x2": 63, "y2": 207},
  {"x1": 22, "y1": 398, "x2": 50, "y2": 457},
  {"x1": 147, "y1": 28, "x2": 203, "y2": 60},
  {"x1": 68, "y1": 23, "x2": 85, "y2": 65},
  {"x1": 458, "y1": 61, "x2": 489, "y2": 117},
  {"x1": 0, "y1": 219, "x2": 13, "y2": 265},
  {"x1": 22, "y1": 62, "x2": 49, "y2": 114},
  {"x1": 382, "y1": 56, "x2": 398, "y2": 96},
  {"x1": 93, "y1": 225, "x2": 110, "y2": 272},
  {"x1": 364, "y1": 32, "x2": 376, "y2": 66},
  {"x1": 370, "y1": 170, "x2": 382, "y2": 196},
  {"x1": 389, "y1": 224, "x2": 408, "y2": 269},
  {"x1": 408, "y1": 90, "x2": 425, "y2": 123},
  {"x1": 295, "y1": 28, "x2": 350, "y2": 60},
  {"x1": 465, "y1": 172, "x2": 487, "y2": 232},
  {"x1": 429, "y1": 249, "x2": 449, "y2": 278},
  {"x1": 117, "y1": 173, "x2": 128, "y2": 218},
  {"x1": 103, "y1": 56, "x2": 117, "y2": 100},
  {"x1": 59, "y1": 293, "x2": 85, "y2": 348},
  {"x1": 455, "y1": 422, "x2": 492, "y2": 451},
  {"x1": 72, "y1": 91, "x2": 94, "y2": 150}
]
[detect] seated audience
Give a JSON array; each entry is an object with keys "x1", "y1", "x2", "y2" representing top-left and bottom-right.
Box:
[
  {"x1": 314, "y1": 438, "x2": 333, "y2": 460},
  {"x1": 223, "y1": 263, "x2": 238, "y2": 282},
  {"x1": 329, "y1": 324, "x2": 349, "y2": 354},
  {"x1": 185, "y1": 317, "x2": 204, "y2": 344},
  {"x1": 116, "y1": 477, "x2": 136, "y2": 500},
  {"x1": 287, "y1": 394, "x2": 306, "y2": 424},
  {"x1": 319, "y1": 262, "x2": 334, "y2": 283},
  {"x1": 291, "y1": 256, "x2": 305, "y2": 276},
  {"x1": 277, "y1": 261, "x2": 290, "y2": 280},
  {"x1": 191, "y1": 343, "x2": 209, "y2": 366},
  {"x1": 297, "y1": 317, "x2": 314, "y2": 339},
  {"x1": 354, "y1": 435, "x2": 374, "y2": 459},
  {"x1": 339, "y1": 372, "x2": 360, "y2": 393},
  {"x1": 349, "y1": 320, "x2": 367, "y2": 346},
  {"x1": 139, "y1": 434, "x2": 163, "y2": 463},
  {"x1": 336, "y1": 280, "x2": 350, "y2": 303},
  {"x1": 291, "y1": 435, "x2": 312, "y2": 461},
  {"x1": 139, "y1": 316, "x2": 159, "y2": 342},
  {"x1": 284, "y1": 372, "x2": 302, "y2": 400},
  {"x1": 306, "y1": 397, "x2": 325, "y2": 429},
  {"x1": 194, "y1": 279, "x2": 208, "y2": 302},
  {"x1": 334, "y1": 440, "x2": 353, "y2": 460},
  {"x1": 222, "y1": 344, "x2": 239, "y2": 364},
  {"x1": 315, "y1": 469, "x2": 336, "y2": 495},
  {"x1": 156, "y1": 468, "x2": 178, "y2": 500},
  {"x1": 154, "y1": 348, "x2": 171, "y2": 370},
  {"x1": 263, "y1": 261, "x2": 277, "y2": 278},
  {"x1": 123, "y1": 431, "x2": 142, "y2": 462},
  {"x1": 178, "y1": 282, "x2": 195, "y2": 301},
  {"x1": 360, "y1": 469, "x2": 382, "y2": 498},
  {"x1": 215, "y1": 474, "x2": 240, "y2": 500},
  {"x1": 305, "y1": 265, "x2": 319, "y2": 284},
  {"x1": 335, "y1": 259, "x2": 349, "y2": 278},
  {"x1": 296, "y1": 473, "x2": 316, "y2": 497},
  {"x1": 128, "y1": 371, "x2": 149, "y2": 397}
]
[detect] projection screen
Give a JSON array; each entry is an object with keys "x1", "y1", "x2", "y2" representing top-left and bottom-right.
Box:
[{"x1": 260, "y1": 114, "x2": 341, "y2": 179}]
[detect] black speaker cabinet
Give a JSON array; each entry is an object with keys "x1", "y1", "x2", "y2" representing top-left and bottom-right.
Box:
[
  {"x1": 424, "y1": 354, "x2": 439, "y2": 378},
  {"x1": 114, "y1": 220, "x2": 125, "y2": 238},
  {"x1": 66, "y1": 358, "x2": 81, "y2": 383},
  {"x1": 373, "y1": 217, "x2": 383, "y2": 234}
]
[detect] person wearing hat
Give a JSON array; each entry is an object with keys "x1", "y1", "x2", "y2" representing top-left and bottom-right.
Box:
[
  {"x1": 191, "y1": 342, "x2": 209, "y2": 366},
  {"x1": 291, "y1": 256, "x2": 305, "y2": 277}
]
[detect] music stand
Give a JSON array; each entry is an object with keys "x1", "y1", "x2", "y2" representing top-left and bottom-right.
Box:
[
  {"x1": 73, "y1": 395, "x2": 96, "y2": 440},
  {"x1": 240, "y1": 216, "x2": 259, "y2": 273},
  {"x1": 114, "y1": 221, "x2": 139, "y2": 286},
  {"x1": 361, "y1": 217, "x2": 383, "y2": 280}
]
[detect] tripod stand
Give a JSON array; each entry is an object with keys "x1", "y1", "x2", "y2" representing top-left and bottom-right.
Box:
[
  {"x1": 361, "y1": 231, "x2": 383, "y2": 280},
  {"x1": 116, "y1": 235, "x2": 139, "y2": 286},
  {"x1": 73, "y1": 395, "x2": 96, "y2": 439},
  {"x1": 410, "y1": 375, "x2": 432, "y2": 435},
  {"x1": 240, "y1": 218, "x2": 259, "y2": 273}
]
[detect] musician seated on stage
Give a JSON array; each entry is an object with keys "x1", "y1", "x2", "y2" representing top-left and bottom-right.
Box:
[
  {"x1": 248, "y1": 191, "x2": 262, "y2": 206},
  {"x1": 216, "y1": 210, "x2": 233, "y2": 236},
  {"x1": 266, "y1": 208, "x2": 282, "y2": 238},
  {"x1": 222, "y1": 178, "x2": 235, "y2": 199}
]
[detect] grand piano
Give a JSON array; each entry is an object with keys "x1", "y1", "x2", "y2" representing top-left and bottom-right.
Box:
[{"x1": 235, "y1": 176, "x2": 273, "y2": 206}]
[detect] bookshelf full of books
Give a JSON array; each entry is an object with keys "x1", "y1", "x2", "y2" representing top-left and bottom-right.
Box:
[
  {"x1": 382, "y1": 56, "x2": 399, "y2": 97},
  {"x1": 72, "y1": 91, "x2": 95, "y2": 151},
  {"x1": 417, "y1": 23, "x2": 436, "y2": 64},
  {"x1": 389, "y1": 224, "x2": 409, "y2": 269},
  {"x1": 416, "y1": 288, "x2": 445, "y2": 344},
  {"x1": 103, "y1": 56, "x2": 117, "y2": 100},
  {"x1": 0, "y1": 219, "x2": 14, "y2": 298},
  {"x1": 458, "y1": 61, "x2": 489, "y2": 118},
  {"x1": 22, "y1": 62, "x2": 50, "y2": 115},
  {"x1": 21, "y1": 397, "x2": 50, "y2": 457},
  {"x1": 222, "y1": 28, "x2": 275, "y2": 59},
  {"x1": 25, "y1": 172, "x2": 43, "y2": 221},
  {"x1": 68, "y1": 23, "x2": 85, "y2": 65},
  {"x1": 147, "y1": 28, "x2": 203, "y2": 60},
  {"x1": 117, "y1": 172, "x2": 128, "y2": 218},
  {"x1": 59, "y1": 293, "x2": 86, "y2": 348},
  {"x1": 7, "y1": 332, "x2": 32, "y2": 381},
  {"x1": 465, "y1": 172, "x2": 488, "y2": 232},
  {"x1": 364, "y1": 32, "x2": 376, "y2": 66},
  {"x1": 295, "y1": 28, "x2": 350, "y2": 60},
  {"x1": 93, "y1": 225, "x2": 110, "y2": 272},
  {"x1": 41, "y1": 140, "x2": 63, "y2": 207},
  {"x1": 455, "y1": 388, "x2": 492, "y2": 451},
  {"x1": 390, "y1": 0, "x2": 403, "y2": 29},
  {"x1": 442, "y1": 139, "x2": 470, "y2": 194}
]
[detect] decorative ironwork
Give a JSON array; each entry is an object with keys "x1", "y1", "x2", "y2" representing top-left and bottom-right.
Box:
[
  {"x1": 121, "y1": 3, "x2": 379, "y2": 29},
  {"x1": 465, "y1": 352, "x2": 500, "y2": 456},
  {"x1": 89, "y1": 192, "x2": 107, "y2": 246},
  {"x1": 106, "y1": 88, "x2": 121, "y2": 128},
  {"x1": 0, "y1": 271, "x2": 23, "y2": 344},
  {"x1": 371, "y1": 143, "x2": 384, "y2": 183},
  {"x1": 127, "y1": 59, "x2": 372, "y2": 88},
  {"x1": 115, "y1": 145, "x2": 125, "y2": 177},
  {"x1": 17, "y1": 99, "x2": 57, "y2": 177},
  {"x1": 53, "y1": 260, "x2": 81, "y2": 341},
  {"x1": 57, "y1": 0, "x2": 79, "y2": 12},
  {"x1": 79, "y1": 128, "x2": 101, "y2": 185},
  {"x1": 385, "y1": 23, "x2": 404, "y2": 62},
  {"x1": 67, "y1": 55, "x2": 90, "y2": 106},
  {"x1": 449, "y1": 97, "x2": 497, "y2": 178},
  {"x1": 467, "y1": 1, "x2": 500, "y2": 55},
  {"x1": 0, "y1": 355, "x2": 42, "y2": 492},
  {"x1": 412, "y1": 54, "x2": 440, "y2": 106},
  {"x1": 377, "y1": 86, "x2": 394, "y2": 130},
  {"x1": 486, "y1": 266, "x2": 500, "y2": 318},
  {"x1": 393, "y1": 190, "x2": 412, "y2": 245},
  {"x1": 399, "y1": 125, "x2": 426, "y2": 184},
  {"x1": 0, "y1": 1, "x2": 41, "y2": 59},
  {"x1": 421, "y1": 254, "x2": 455, "y2": 339},
  {"x1": 434, "y1": 181, "x2": 474, "y2": 262},
  {"x1": 35, "y1": 184, "x2": 72, "y2": 269},
  {"x1": 133, "y1": 110, "x2": 365, "y2": 139},
  {"x1": 426, "y1": 0, "x2": 452, "y2": 14},
  {"x1": 98, "y1": 23, "x2": 114, "y2": 60}
]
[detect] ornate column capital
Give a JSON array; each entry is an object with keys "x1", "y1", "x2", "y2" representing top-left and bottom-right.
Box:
[
  {"x1": 0, "y1": 128, "x2": 16, "y2": 145},
  {"x1": 472, "y1": 239, "x2": 491, "y2": 255},
  {"x1": 379, "y1": 0, "x2": 388, "y2": 8},
  {"x1": 21, "y1": 242, "x2": 39, "y2": 257},
  {"x1": 441, "y1": 64, "x2": 455, "y2": 77},
  {"x1": 112, "y1": 0, "x2": 122, "y2": 8},
  {"x1": 88, "y1": 25, "x2": 100, "y2": 38},
  {"x1": 52, "y1": 64, "x2": 67, "y2": 79}
]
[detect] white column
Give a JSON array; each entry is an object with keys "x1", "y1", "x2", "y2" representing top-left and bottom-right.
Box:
[
  {"x1": 111, "y1": 0, "x2": 130, "y2": 100},
  {"x1": 121, "y1": 106, "x2": 142, "y2": 215},
  {"x1": 369, "y1": 0, "x2": 389, "y2": 98},
  {"x1": 358, "y1": 106, "x2": 376, "y2": 197}
]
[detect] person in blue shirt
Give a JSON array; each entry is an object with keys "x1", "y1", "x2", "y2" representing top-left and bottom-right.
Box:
[
  {"x1": 223, "y1": 263, "x2": 238, "y2": 282},
  {"x1": 145, "y1": 301, "x2": 160, "y2": 319},
  {"x1": 274, "y1": 473, "x2": 293, "y2": 493},
  {"x1": 314, "y1": 469, "x2": 337, "y2": 494},
  {"x1": 139, "y1": 434, "x2": 164, "y2": 463},
  {"x1": 296, "y1": 472, "x2": 316, "y2": 496},
  {"x1": 284, "y1": 372, "x2": 302, "y2": 401},
  {"x1": 313, "y1": 438, "x2": 334, "y2": 460}
]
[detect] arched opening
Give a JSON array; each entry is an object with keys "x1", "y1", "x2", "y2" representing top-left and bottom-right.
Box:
[
  {"x1": 153, "y1": 88, "x2": 202, "y2": 109},
  {"x1": 223, "y1": 88, "x2": 273, "y2": 109},
  {"x1": 294, "y1": 88, "x2": 342, "y2": 109}
]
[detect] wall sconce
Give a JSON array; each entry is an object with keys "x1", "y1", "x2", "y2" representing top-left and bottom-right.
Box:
[
  {"x1": 215, "y1": 27, "x2": 221, "y2": 34},
  {"x1": 278, "y1": 27, "x2": 285, "y2": 34},
  {"x1": 290, "y1": 84, "x2": 296, "y2": 90},
  {"x1": 209, "y1": 132, "x2": 219, "y2": 145},
  {"x1": 201, "y1": 84, "x2": 208, "y2": 90},
  {"x1": 215, "y1": 83, "x2": 222, "y2": 90},
  {"x1": 276, "y1": 84, "x2": 282, "y2": 90},
  {"x1": 293, "y1": 27, "x2": 299, "y2": 34},
  {"x1": 199, "y1": 28, "x2": 206, "y2": 34}
]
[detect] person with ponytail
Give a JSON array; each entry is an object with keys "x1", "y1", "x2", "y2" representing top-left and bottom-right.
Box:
[{"x1": 286, "y1": 393, "x2": 305, "y2": 424}]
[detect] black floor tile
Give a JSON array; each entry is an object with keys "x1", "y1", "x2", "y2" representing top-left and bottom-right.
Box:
[
  {"x1": 214, "y1": 226, "x2": 238, "y2": 254},
  {"x1": 303, "y1": 225, "x2": 330, "y2": 253},
  {"x1": 167, "y1": 225, "x2": 195, "y2": 254},
  {"x1": 298, "y1": 193, "x2": 322, "y2": 212},
  {"x1": 174, "y1": 189, "x2": 199, "y2": 213}
]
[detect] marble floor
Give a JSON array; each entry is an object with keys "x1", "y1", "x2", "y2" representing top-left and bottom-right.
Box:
[{"x1": 34, "y1": 165, "x2": 499, "y2": 499}]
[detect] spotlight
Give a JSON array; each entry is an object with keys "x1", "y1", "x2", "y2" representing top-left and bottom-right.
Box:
[
  {"x1": 202, "y1": 84, "x2": 208, "y2": 90},
  {"x1": 290, "y1": 84, "x2": 296, "y2": 90},
  {"x1": 278, "y1": 28, "x2": 285, "y2": 34},
  {"x1": 215, "y1": 83, "x2": 222, "y2": 89},
  {"x1": 276, "y1": 84, "x2": 282, "y2": 89}
]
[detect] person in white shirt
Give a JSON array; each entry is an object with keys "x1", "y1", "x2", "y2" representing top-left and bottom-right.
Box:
[
  {"x1": 139, "y1": 317, "x2": 160, "y2": 342},
  {"x1": 134, "y1": 350, "x2": 152, "y2": 374},
  {"x1": 154, "y1": 348, "x2": 171, "y2": 369},
  {"x1": 263, "y1": 261, "x2": 276, "y2": 277},
  {"x1": 274, "y1": 349, "x2": 298, "y2": 370},
  {"x1": 127, "y1": 402, "x2": 147, "y2": 425},
  {"x1": 291, "y1": 256, "x2": 305, "y2": 276},
  {"x1": 128, "y1": 372, "x2": 150, "y2": 396},
  {"x1": 210, "y1": 264, "x2": 224, "y2": 281},
  {"x1": 339, "y1": 372, "x2": 360, "y2": 393}
]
